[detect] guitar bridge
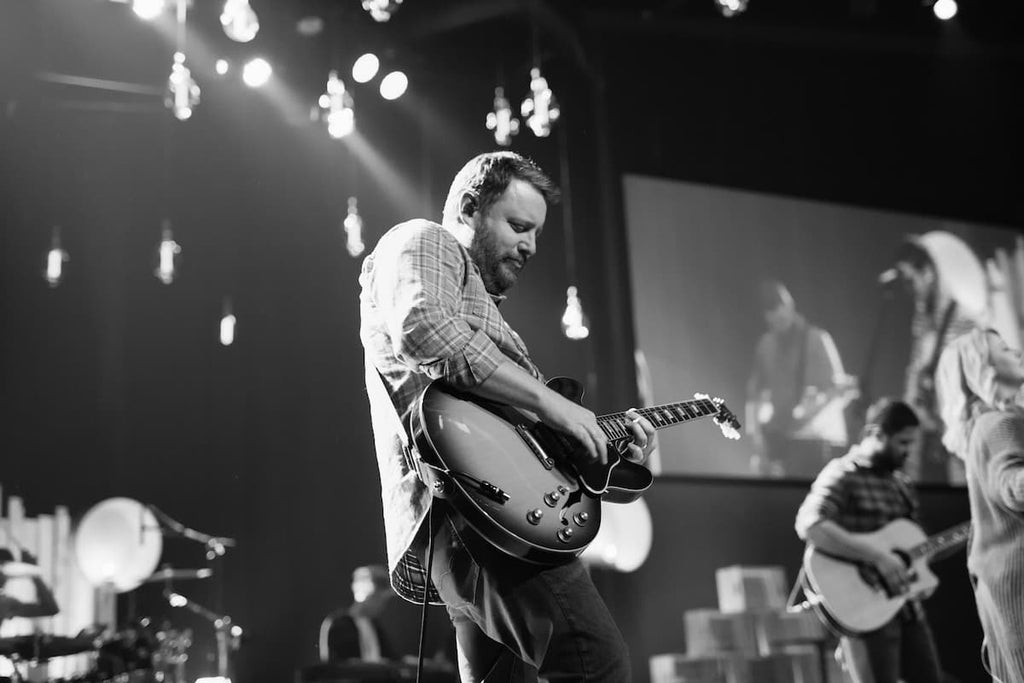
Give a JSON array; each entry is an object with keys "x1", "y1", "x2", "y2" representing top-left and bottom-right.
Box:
[{"x1": 516, "y1": 424, "x2": 555, "y2": 470}]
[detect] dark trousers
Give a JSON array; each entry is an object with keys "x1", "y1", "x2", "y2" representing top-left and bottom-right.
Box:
[
  {"x1": 421, "y1": 509, "x2": 630, "y2": 683},
  {"x1": 840, "y1": 603, "x2": 943, "y2": 683}
]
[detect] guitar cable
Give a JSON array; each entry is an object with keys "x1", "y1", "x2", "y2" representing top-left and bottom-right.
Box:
[{"x1": 415, "y1": 504, "x2": 436, "y2": 683}]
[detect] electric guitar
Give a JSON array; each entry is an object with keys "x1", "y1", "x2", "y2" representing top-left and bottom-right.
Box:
[
  {"x1": 801, "y1": 518, "x2": 970, "y2": 635},
  {"x1": 408, "y1": 377, "x2": 740, "y2": 565}
]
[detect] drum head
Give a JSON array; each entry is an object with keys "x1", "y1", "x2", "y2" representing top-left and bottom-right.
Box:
[{"x1": 75, "y1": 498, "x2": 162, "y2": 592}]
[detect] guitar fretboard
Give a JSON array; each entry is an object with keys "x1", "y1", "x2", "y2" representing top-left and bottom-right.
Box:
[
  {"x1": 910, "y1": 521, "x2": 971, "y2": 561},
  {"x1": 598, "y1": 399, "x2": 719, "y2": 441}
]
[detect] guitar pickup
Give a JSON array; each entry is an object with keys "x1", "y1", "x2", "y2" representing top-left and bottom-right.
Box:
[
  {"x1": 516, "y1": 424, "x2": 555, "y2": 470},
  {"x1": 478, "y1": 480, "x2": 510, "y2": 504}
]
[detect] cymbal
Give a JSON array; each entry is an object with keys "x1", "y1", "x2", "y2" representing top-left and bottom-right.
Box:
[
  {"x1": 143, "y1": 567, "x2": 213, "y2": 583},
  {"x1": 0, "y1": 561, "x2": 42, "y2": 579},
  {"x1": 0, "y1": 633, "x2": 98, "y2": 660}
]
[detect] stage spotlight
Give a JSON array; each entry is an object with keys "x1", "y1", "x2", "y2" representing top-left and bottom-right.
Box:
[
  {"x1": 933, "y1": 0, "x2": 957, "y2": 20},
  {"x1": 132, "y1": 0, "x2": 165, "y2": 20},
  {"x1": 715, "y1": 0, "x2": 748, "y2": 17},
  {"x1": 215, "y1": 59, "x2": 230, "y2": 76},
  {"x1": 379, "y1": 71, "x2": 407, "y2": 100},
  {"x1": 352, "y1": 53, "x2": 380, "y2": 84},
  {"x1": 241, "y1": 58, "x2": 272, "y2": 88},
  {"x1": 220, "y1": 0, "x2": 259, "y2": 43}
]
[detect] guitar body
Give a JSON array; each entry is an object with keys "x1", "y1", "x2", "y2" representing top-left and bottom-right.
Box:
[
  {"x1": 803, "y1": 519, "x2": 939, "y2": 635},
  {"x1": 409, "y1": 377, "x2": 654, "y2": 564}
]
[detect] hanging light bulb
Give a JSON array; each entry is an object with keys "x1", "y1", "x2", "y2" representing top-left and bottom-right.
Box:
[
  {"x1": 220, "y1": 0, "x2": 259, "y2": 42},
  {"x1": 44, "y1": 226, "x2": 68, "y2": 288},
  {"x1": 132, "y1": 0, "x2": 165, "y2": 21},
  {"x1": 715, "y1": 0, "x2": 749, "y2": 17},
  {"x1": 485, "y1": 87, "x2": 520, "y2": 147},
  {"x1": 343, "y1": 197, "x2": 365, "y2": 257},
  {"x1": 319, "y1": 70, "x2": 355, "y2": 139},
  {"x1": 166, "y1": 52, "x2": 200, "y2": 121},
  {"x1": 521, "y1": 67, "x2": 560, "y2": 138},
  {"x1": 220, "y1": 299, "x2": 236, "y2": 346},
  {"x1": 561, "y1": 286, "x2": 590, "y2": 340},
  {"x1": 155, "y1": 220, "x2": 180, "y2": 285},
  {"x1": 361, "y1": 0, "x2": 402, "y2": 22}
]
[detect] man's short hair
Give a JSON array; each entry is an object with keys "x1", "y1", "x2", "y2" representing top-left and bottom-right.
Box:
[
  {"x1": 757, "y1": 280, "x2": 795, "y2": 313},
  {"x1": 441, "y1": 151, "x2": 559, "y2": 227},
  {"x1": 864, "y1": 398, "x2": 920, "y2": 437}
]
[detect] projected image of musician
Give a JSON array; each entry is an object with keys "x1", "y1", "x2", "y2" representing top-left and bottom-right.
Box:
[
  {"x1": 889, "y1": 234, "x2": 986, "y2": 484},
  {"x1": 746, "y1": 280, "x2": 856, "y2": 478}
]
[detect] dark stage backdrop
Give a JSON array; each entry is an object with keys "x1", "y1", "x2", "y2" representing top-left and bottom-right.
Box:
[{"x1": 623, "y1": 174, "x2": 1021, "y2": 479}]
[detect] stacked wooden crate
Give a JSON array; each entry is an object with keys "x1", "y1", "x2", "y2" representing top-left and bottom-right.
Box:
[{"x1": 650, "y1": 566, "x2": 840, "y2": 683}]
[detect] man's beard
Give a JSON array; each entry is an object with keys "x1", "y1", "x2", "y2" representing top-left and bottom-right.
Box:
[
  {"x1": 873, "y1": 445, "x2": 907, "y2": 471},
  {"x1": 470, "y1": 229, "x2": 520, "y2": 295}
]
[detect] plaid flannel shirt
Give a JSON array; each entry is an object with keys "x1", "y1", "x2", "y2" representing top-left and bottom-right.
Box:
[
  {"x1": 359, "y1": 219, "x2": 541, "y2": 604},
  {"x1": 795, "y1": 450, "x2": 919, "y2": 538}
]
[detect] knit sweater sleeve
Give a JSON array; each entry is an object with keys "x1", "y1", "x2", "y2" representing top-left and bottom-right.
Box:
[{"x1": 978, "y1": 413, "x2": 1024, "y2": 514}]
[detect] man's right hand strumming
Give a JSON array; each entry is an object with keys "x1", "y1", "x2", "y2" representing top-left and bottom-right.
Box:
[{"x1": 536, "y1": 391, "x2": 609, "y2": 465}]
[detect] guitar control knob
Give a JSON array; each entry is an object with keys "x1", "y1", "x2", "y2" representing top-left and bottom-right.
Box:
[
  {"x1": 573, "y1": 512, "x2": 590, "y2": 526},
  {"x1": 527, "y1": 509, "x2": 544, "y2": 525},
  {"x1": 557, "y1": 527, "x2": 574, "y2": 543},
  {"x1": 557, "y1": 485, "x2": 568, "y2": 494},
  {"x1": 543, "y1": 491, "x2": 561, "y2": 507}
]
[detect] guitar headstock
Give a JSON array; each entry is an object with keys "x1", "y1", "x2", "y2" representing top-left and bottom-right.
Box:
[{"x1": 695, "y1": 393, "x2": 742, "y2": 441}]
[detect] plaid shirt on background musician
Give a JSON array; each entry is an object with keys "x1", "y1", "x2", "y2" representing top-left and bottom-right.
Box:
[
  {"x1": 359, "y1": 219, "x2": 542, "y2": 604},
  {"x1": 796, "y1": 452, "x2": 919, "y2": 537}
]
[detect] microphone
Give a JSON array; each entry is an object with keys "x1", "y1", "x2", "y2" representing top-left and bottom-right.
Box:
[{"x1": 878, "y1": 267, "x2": 902, "y2": 286}]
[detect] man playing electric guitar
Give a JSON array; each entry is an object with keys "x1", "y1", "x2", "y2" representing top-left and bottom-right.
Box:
[
  {"x1": 746, "y1": 280, "x2": 854, "y2": 478},
  {"x1": 795, "y1": 398, "x2": 944, "y2": 683},
  {"x1": 360, "y1": 151, "x2": 657, "y2": 682}
]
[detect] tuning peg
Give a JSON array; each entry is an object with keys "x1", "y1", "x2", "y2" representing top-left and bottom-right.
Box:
[{"x1": 694, "y1": 392, "x2": 709, "y2": 400}]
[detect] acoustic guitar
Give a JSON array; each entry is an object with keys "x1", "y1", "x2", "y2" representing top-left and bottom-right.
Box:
[{"x1": 802, "y1": 518, "x2": 970, "y2": 635}]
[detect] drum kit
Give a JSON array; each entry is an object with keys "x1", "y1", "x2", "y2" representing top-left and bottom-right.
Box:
[{"x1": 0, "y1": 498, "x2": 239, "y2": 683}]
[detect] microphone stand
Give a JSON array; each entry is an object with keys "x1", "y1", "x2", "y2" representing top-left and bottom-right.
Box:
[
  {"x1": 147, "y1": 505, "x2": 240, "y2": 679},
  {"x1": 146, "y1": 504, "x2": 237, "y2": 561},
  {"x1": 165, "y1": 591, "x2": 243, "y2": 681}
]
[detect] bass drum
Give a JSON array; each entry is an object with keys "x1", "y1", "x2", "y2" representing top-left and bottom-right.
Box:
[
  {"x1": 74, "y1": 498, "x2": 163, "y2": 593},
  {"x1": 92, "y1": 619, "x2": 159, "y2": 683}
]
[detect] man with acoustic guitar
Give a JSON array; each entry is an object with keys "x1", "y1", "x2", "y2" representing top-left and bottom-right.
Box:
[
  {"x1": 795, "y1": 398, "x2": 944, "y2": 683},
  {"x1": 359, "y1": 151, "x2": 657, "y2": 681}
]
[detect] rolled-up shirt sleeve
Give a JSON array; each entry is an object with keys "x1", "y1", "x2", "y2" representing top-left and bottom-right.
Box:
[
  {"x1": 369, "y1": 223, "x2": 506, "y2": 388},
  {"x1": 795, "y1": 460, "x2": 847, "y2": 539}
]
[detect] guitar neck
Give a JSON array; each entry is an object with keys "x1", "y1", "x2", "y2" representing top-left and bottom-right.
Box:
[
  {"x1": 597, "y1": 399, "x2": 719, "y2": 441},
  {"x1": 909, "y1": 522, "x2": 971, "y2": 562}
]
